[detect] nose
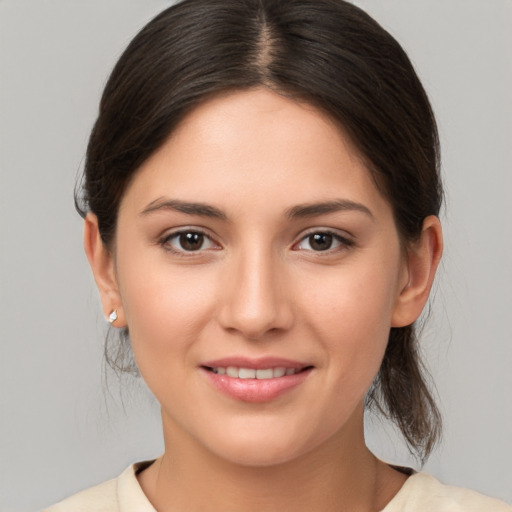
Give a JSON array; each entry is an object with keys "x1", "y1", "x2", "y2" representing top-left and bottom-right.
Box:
[{"x1": 217, "y1": 247, "x2": 294, "y2": 340}]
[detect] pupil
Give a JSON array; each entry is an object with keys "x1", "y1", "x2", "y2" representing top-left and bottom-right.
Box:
[
  {"x1": 180, "y1": 232, "x2": 203, "y2": 251},
  {"x1": 310, "y1": 233, "x2": 332, "y2": 251}
]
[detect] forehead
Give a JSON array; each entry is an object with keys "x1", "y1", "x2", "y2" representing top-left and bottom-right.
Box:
[
  {"x1": 168, "y1": 87, "x2": 360, "y2": 166},
  {"x1": 119, "y1": 88, "x2": 391, "y2": 221}
]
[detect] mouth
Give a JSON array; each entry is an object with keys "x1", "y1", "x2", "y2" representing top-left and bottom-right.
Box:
[
  {"x1": 200, "y1": 358, "x2": 314, "y2": 403},
  {"x1": 203, "y1": 365, "x2": 312, "y2": 379}
]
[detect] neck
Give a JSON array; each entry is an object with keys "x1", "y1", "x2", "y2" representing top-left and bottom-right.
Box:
[{"x1": 138, "y1": 406, "x2": 407, "y2": 512}]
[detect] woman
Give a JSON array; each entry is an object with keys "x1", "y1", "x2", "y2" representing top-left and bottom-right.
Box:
[{"x1": 44, "y1": 0, "x2": 511, "y2": 510}]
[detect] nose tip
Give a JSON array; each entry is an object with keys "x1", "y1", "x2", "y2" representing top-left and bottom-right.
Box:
[
  {"x1": 223, "y1": 311, "x2": 282, "y2": 341},
  {"x1": 217, "y1": 258, "x2": 293, "y2": 340}
]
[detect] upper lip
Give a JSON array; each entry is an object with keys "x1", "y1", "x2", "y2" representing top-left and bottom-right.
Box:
[{"x1": 201, "y1": 356, "x2": 311, "y2": 370}]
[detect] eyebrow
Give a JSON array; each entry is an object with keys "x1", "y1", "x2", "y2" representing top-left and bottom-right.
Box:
[
  {"x1": 141, "y1": 197, "x2": 373, "y2": 222},
  {"x1": 286, "y1": 199, "x2": 374, "y2": 220},
  {"x1": 140, "y1": 198, "x2": 228, "y2": 220}
]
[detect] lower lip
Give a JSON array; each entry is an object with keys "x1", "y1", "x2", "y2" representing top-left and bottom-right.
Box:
[{"x1": 201, "y1": 368, "x2": 312, "y2": 403}]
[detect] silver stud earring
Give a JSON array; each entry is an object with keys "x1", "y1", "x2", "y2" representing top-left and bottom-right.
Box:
[{"x1": 108, "y1": 309, "x2": 118, "y2": 324}]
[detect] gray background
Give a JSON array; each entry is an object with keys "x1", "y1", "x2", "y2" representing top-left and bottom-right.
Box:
[{"x1": 0, "y1": 1, "x2": 510, "y2": 510}]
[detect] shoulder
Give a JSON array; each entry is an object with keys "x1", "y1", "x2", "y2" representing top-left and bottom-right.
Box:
[
  {"x1": 384, "y1": 472, "x2": 512, "y2": 512},
  {"x1": 42, "y1": 462, "x2": 156, "y2": 512},
  {"x1": 42, "y1": 477, "x2": 118, "y2": 512}
]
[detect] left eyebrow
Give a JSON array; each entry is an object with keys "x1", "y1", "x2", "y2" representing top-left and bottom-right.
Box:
[
  {"x1": 286, "y1": 199, "x2": 374, "y2": 220},
  {"x1": 140, "y1": 198, "x2": 228, "y2": 221}
]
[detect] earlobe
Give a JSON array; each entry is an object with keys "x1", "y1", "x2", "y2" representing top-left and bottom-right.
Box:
[
  {"x1": 391, "y1": 215, "x2": 443, "y2": 327},
  {"x1": 83, "y1": 214, "x2": 126, "y2": 326}
]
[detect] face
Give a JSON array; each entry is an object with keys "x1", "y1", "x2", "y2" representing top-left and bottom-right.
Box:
[{"x1": 107, "y1": 88, "x2": 413, "y2": 466}]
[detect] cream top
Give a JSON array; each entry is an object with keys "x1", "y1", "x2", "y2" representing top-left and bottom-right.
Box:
[{"x1": 44, "y1": 461, "x2": 512, "y2": 512}]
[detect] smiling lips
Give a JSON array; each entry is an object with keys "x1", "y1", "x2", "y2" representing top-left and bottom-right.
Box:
[
  {"x1": 201, "y1": 358, "x2": 313, "y2": 402},
  {"x1": 210, "y1": 366, "x2": 299, "y2": 379}
]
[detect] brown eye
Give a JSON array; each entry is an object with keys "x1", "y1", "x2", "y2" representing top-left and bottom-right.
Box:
[
  {"x1": 163, "y1": 230, "x2": 216, "y2": 252},
  {"x1": 179, "y1": 232, "x2": 205, "y2": 251},
  {"x1": 308, "y1": 233, "x2": 333, "y2": 251},
  {"x1": 295, "y1": 231, "x2": 353, "y2": 252}
]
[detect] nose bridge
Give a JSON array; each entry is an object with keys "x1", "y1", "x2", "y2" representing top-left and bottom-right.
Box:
[{"x1": 219, "y1": 241, "x2": 292, "y2": 339}]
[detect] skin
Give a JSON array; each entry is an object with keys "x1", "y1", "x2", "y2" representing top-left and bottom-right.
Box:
[{"x1": 85, "y1": 88, "x2": 442, "y2": 511}]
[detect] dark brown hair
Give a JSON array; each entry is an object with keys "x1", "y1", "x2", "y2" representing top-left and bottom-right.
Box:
[{"x1": 77, "y1": 0, "x2": 442, "y2": 464}]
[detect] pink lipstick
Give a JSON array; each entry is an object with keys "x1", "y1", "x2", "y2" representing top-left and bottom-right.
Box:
[{"x1": 200, "y1": 357, "x2": 313, "y2": 403}]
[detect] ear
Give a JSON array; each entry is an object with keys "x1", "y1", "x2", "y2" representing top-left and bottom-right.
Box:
[
  {"x1": 391, "y1": 215, "x2": 443, "y2": 327},
  {"x1": 83, "y1": 213, "x2": 126, "y2": 327}
]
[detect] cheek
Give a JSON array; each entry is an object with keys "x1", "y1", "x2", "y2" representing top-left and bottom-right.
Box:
[
  {"x1": 299, "y1": 259, "x2": 401, "y2": 378},
  {"x1": 115, "y1": 252, "x2": 218, "y2": 372},
  {"x1": 303, "y1": 259, "x2": 400, "y2": 330}
]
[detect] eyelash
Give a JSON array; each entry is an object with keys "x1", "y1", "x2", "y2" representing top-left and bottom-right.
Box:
[
  {"x1": 293, "y1": 230, "x2": 355, "y2": 254},
  {"x1": 158, "y1": 228, "x2": 355, "y2": 256},
  {"x1": 159, "y1": 228, "x2": 219, "y2": 256}
]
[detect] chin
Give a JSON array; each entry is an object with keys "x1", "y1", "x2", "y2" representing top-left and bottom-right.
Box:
[
  {"x1": 197, "y1": 419, "x2": 334, "y2": 469},
  {"x1": 212, "y1": 438, "x2": 307, "y2": 468}
]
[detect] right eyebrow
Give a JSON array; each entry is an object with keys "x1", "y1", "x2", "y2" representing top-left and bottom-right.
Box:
[
  {"x1": 140, "y1": 198, "x2": 228, "y2": 221},
  {"x1": 286, "y1": 199, "x2": 374, "y2": 220}
]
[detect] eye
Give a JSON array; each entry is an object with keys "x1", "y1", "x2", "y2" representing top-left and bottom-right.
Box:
[
  {"x1": 161, "y1": 230, "x2": 218, "y2": 253},
  {"x1": 295, "y1": 231, "x2": 352, "y2": 252}
]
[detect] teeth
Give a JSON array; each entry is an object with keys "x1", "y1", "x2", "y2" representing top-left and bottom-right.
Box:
[
  {"x1": 239, "y1": 368, "x2": 256, "y2": 379},
  {"x1": 211, "y1": 366, "x2": 297, "y2": 379},
  {"x1": 256, "y1": 368, "x2": 273, "y2": 379},
  {"x1": 273, "y1": 367, "x2": 286, "y2": 378},
  {"x1": 226, "y1": 366, "x2": 238, "y2": 378}
]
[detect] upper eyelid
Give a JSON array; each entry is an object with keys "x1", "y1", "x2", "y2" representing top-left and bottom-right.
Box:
[
  {"x1": 160, "y1": 226, "x2": 216, "y2": 239},
  {"x1": 159, "y1": 227, "x2": 221, "y2": 248},
  {"x1": 295, "y1": 227, "x2": 354, "y2": 242},
  {"x1": 292, "y1": 228, "x2": 355, "y2": 251}
]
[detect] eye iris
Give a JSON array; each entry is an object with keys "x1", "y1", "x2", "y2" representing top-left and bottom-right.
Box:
[
  {"x1": 309, "y1": 233, "x2": 333, "y2": 251},
  {"x1": 179, "y1": 232, "x2": 204, "y2": 251}
]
